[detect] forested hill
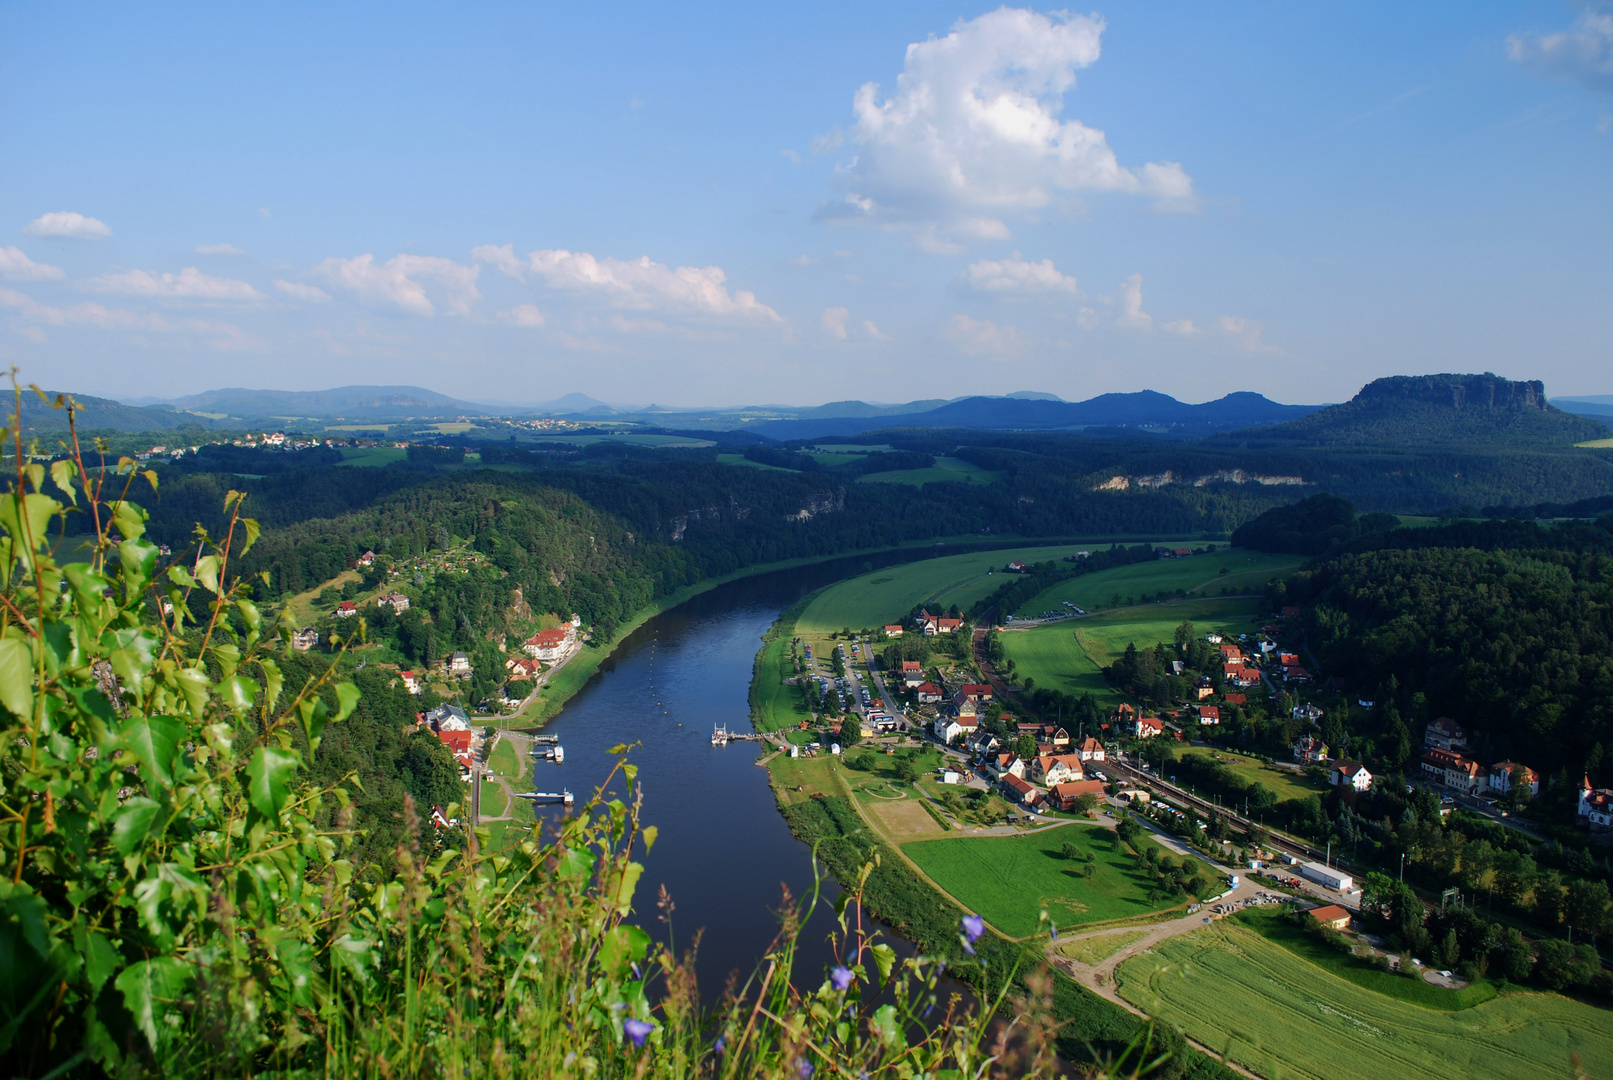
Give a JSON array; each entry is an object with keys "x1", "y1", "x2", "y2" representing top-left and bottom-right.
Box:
[{"x1": 1228, "y1": 372, "x2": 1608, "y2": 447}]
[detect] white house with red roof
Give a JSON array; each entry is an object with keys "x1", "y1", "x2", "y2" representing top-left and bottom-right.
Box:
[
  {"x1": 1489, "y1": 761, "x2": 1539, "y2": 796},
  {"x1": 914, "y1": 682, "x2": 943, "y2": 704},
  {"x1": 1196, "y1": 705, "x2": 1221, "y2": 726},
  {"x1": 1001, "y1": 772, "x2": 1041, "y2": 807},
  {"x1": 1031, "y1": 754, "x2": 1085, "y2": 786},
  {"x1": 1076, "y1": 736, "x2": 1106, "y2": 762},
  {"x1": 1132, "y1": 715, "x2": 1164, "y2": 739},
  {"x1": 883, "y1": 623, "x2": 904, "y2": 637},
  {"x1": 1579, "y1": 777, "x2": 1613, "y2": 828},
  {"x1": 1049, "y1": 779, "x2": 1106, "y2": 810},
  {"x1": 336, "y1": 600, "x2": 358, "y2": 618},
  {"x1": 523, "y1": 625, "x2": 577, "y2": 662},
  {"x1": 1330, "y1": 762, "x2": 1373, "y2": 791},
  {"x1": 933, "y1": 714, "x2": 979, "y2": 744},
  {"x1": 400, "y1": 670, "x2": 422, "y2": 695}
]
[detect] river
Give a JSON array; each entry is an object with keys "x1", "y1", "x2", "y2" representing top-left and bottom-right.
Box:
[{"x1": 521, "y1": 550, "x2": 942, "y2": 995}]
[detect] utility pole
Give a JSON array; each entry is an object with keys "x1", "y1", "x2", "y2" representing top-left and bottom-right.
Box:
[{"x1": 1399, "y1": 851, "x2": 1405, "y2": 882}]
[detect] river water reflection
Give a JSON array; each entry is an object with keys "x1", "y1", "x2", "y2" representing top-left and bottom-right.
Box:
[{"x1": 523, "y1": 551, "x2": 938, "y2": 995}]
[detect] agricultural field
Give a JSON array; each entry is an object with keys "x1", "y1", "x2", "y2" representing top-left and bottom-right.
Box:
[
  {"x1": 1575, "y1": 437, "x2": 1613, "y2": 449},
  {"x1": 337, "y1": 445, "x2": 408, "y2": 468},
  {"x1": 1056, "y1": 929, "x2": 1151, "y2": 966},
  {"x1": 1115, "y1": 919, "x2": 1613, "y2": 1080},
  {"x1": 998, "y1": 598, "x2": 1262, "y2": 701},
  {"x1": 1012, "y1": 550, "x2": 1302, "y2": 617},
  {"x1": 795, "y1": 543, "x2": 1153, "y2": 633},
  {"x1": 716, "y1": 453, "x2": 793, "y2": 471},
  {"x1": 1174, "y1": 747, "x2": 1324, "y2": 804},
  {"x1": 902, "y1": 824, "x2": 1183, "y2": 938},
  {"x1": 857, "y1": 455, "x2": 1000, "y2": 487},
  {"x1": 525, "y1": 433, "x2": 715, "y2": 448}
]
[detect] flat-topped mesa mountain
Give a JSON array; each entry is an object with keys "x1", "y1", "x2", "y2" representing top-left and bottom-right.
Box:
[{"x1": 1229, "y1": 373, "x2": 1609, "y2": 448}]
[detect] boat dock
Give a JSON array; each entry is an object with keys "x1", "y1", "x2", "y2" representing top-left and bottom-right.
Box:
[
  {"x1": 530, "y1": 744, "x2": 565, "y2": 762},
  {"x1": 712, "y1": 724, "x2": 768, "y2": 746},
  {"x1": 514, "y1": 790, "x2": 574, "y2": 806}
]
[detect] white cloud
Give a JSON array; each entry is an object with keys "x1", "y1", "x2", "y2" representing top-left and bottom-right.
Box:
[
  {"x1": 1114, "y1": 273, "x2": 1152, "y2": 329},
  {"x1": 0, "y1": 285, "x2": 258, "y2": 349},
  {"x1": 1162, "y1": 318, "x2": 1199, "y2": 336},
  {"x1": 862, "y1": 319, "x2": 890, "y2": 340},
  {"x1": 88, "y1": 266, "x2": 262, "y2": 301},
  {"x1": 195, "y1": 242, "x2": 245, "y2": 255},
  {"x1": 315, "y1": 253, "x2": 480, "y2": 316},
  {"x1": 822, "y1": 306, "x2": 850, "y2": 340},
  {"x1": 821, "y1": 8, "x2": 1194, "y2": 246},
  {"x1": 0, "y1": 247, "x2": 64, "y2": 281},
  {"x1": 500, "y1": 303, "x2": 546, "y2": 327},
  {"x1": 474, "y1": 246, "x2": 782, "y2": 323},
  {"x1": 945, "y1": 313, "x2": 1026, "y2": 356},
  {"x1": 24, "y1": 211, "x2": 111, "y2": 239},
  {"x1": 780, "y1": 148, "x2": 802, "y2": 164},
  {"x1": 790, "y1": 254, "x2": 820, "y2": 266},
  {"x1": 274, "y1": 279, "x2": 331, "y2": 302},
  {"x1": 1509, "y1": 11, "x2": 1613, "y2": 95},
  {"x1": 1215, "y1": 315, "x2": 1280, "y2": 353},
  {"x1": 965, "y1": 253, "x2": 1078, "y2": 294}
]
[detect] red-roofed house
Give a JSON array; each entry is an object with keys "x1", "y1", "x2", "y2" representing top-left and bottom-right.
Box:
[
  {"x1": 400, "y1": 670, "x2": 422, "y2": 695},
  {"x1": 1307, "y1": 905, "x2": 1351, "y2": 931},
  {"x1": 505, "y1": 656, "x2": 542, "y2": 680},
  {"x1": 1220, "y1": 644, "x2": 1244, "y2": 663},
  {"x1": 934, "y1": 715, "x2": 978, "y2": 743},
  {"x1": 523, "y1": 626, "x2": 577, "y2": 662},
  {"x1": 956, "y1": 683, "x2": 993, "y2": 704},
  {"x1": 1002, "y1": 773, "x2": 1041, "y2": 807},
  {"x1": 1132, "y1": 716, "x2": 1164, "y2": 739},
  {"x1": 915, "y1": 682, "x2": 943, "y2": 704},
  {"x1": 1579, "y1": 777, "x2": 1613, "y2": 828},
  {"x1": 1488, "y1": 762, "x2": 1539, "y2": 796},
  {"x1": 883, "y1": 623, "x2": 904, "y2": 637},
  {"x1": 1076, "y1": 736, "x2": 1106, "y2": 762},
  {"x1": 336, "y1": 600, "x2": 358, "y2": 618},
  {"x1": 1196, "y1": 705, "x2": 1221, "y2": 726},
  {"x1": 1049, "y1": 779, "x2": 1107, "y2": 810},
  {"x1": 1223, "y1": 693, "x2": 1247, "y2": 706},
  {"x1": 1030, "y1": 754, "x2": 1084, "y2": 786},
  {"x1": 992, "y1": 753, "x2": 1026, "y2": 780}
]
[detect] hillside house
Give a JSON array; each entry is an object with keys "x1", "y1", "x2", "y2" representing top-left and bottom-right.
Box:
[
  {"x1": 380, "y1": 592, "x2": 410, "y2": 613},
  {"x1": 901, "y1": 661, "x2": 925, "y2": 688},
  {"x1": 1424, "y1": 717, "x2": 1469, "y2": 753},
  {"x1": 1489, "y1": 762, "x2": 1539, "y2": 796},
  {"x1": 1282, "y1": 665, "x2": 1313, "y2": 684},
  {"x1": 1049, "y1": 779, "x2": 1107, "y2": 810},
  {"x1": 1278, "y1": 653, "x2": 1300, "y2": 668},
  {"x1": 1196, "y1": 705, "x2": 1221, "y2": 726},
  {"x1": 506, "y1": 656, "x2": 542, "y2": 680},
  {"x1": 358, "y1": 550, "x2": 376, "y2": 566},
  {"x1": 956, "y1": 683, "x2": 993, "y2": 705},
  {"x1": 1194, "y1": 678, "x2": 1215, "y2": 701},
  {"x1": 1281, "y1": 605, "x2": 1301, "y2": 619},
  {"x1": 524, "y1": 626, "x2": 578, "y2": 662},
  {"x1": 1204, "y1": 633, "x2": 1223, "y2": 645},
  {"x1": 1331, "y1": 762, "x2": 1373, "y2": 791},
  {"x1": 1292, "y1": 703, "x2": 1324, "y2": 723},
  {"x1": 1133, "y1": 716, "x2": 1164, "y2": 739},
  {"x1": 1031, "y1": 754, "x2": 1084, "y2": 786},
  {"x1": 1293, "y1": 734, "x2": 1329, "y2": 763},
  {"x1": 292, "y1": 627, "x2": 319, "y2": 651},
  {"x1": 967, "y1": 730, "x2": 1000, "y2": 757},
  {"x1": 428, "y1": 704, "x2": 471, "y2": 732},
  {"x1": 1076, "y1": 736, "x2": 1106, "y2": 762},
  {"x1": 1421, "y1": 748, "x2": 1483, "y2": 794},
  {"x1": 448, "y1": 652, "x2": 473, "y2": 677},
  {"x1": 1220, "y1": 644, "x2": 1244, "y2": 663},
  {"x1": 400, "y1": 670, "x2": 422, "y2": 695},
  {"x1": 1006, "y1": 560, "x2": 1028, "y2": 572},
  {"x1": 336, "y1": 601, "x2": 358, "y2": 618},
  {"x1": 883, "y1": 623, "x2": 904, "y2": 637},
  {"x1": 436, "y1": 728, "x2": 474, "y2": 776},
  {"x1": 1223, "y1": 693, "x2": 1248, "y2": 706},
  {"x1": 1579, "y1": 778, "x2": 1613, "y2": 828},
  {"x1": 933, "y1": 715, "x2": 979, "y2": 744},
  {"x1": 913, "y1": 609, "x2": 963, "y2": 635},
  {"x1": 915, "y1": 682, "x2": 943, "y2": 704}
]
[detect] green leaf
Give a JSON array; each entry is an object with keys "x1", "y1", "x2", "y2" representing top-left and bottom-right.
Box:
[
  {"x1": 210, "y1": 643, "x2": 240, "y2": 680},
  {"x1": 608, "y1": 860, "x2": 644, "y2": 915},
  {"x1": 333, "y1": 681, "x2": 361, "y2": 723},
  {"x1": 49, "y1": 459, "x2": 77, "y2": 505},
  {"x1": 297, "y1": 697, "x2": 331, "y2": 754},
  {"x1": 172, "y1": 666, "x2": 211, "y2": 718},
  {"x1": 274, "y1": 938, "x2": 315, "y2": 1007},
  {"x1": 115, "y1": 957, "x2": 190, "y2": 1052},
  {"x1": 599, "y1": 925, "x2": 651, "y2": 978},
  {"x1": 235, "y1": 598, "x2": 261, "y2": 632},
  {"x1": 118, "y1": 539, "x2": 158, "y2": 591},
  {"x1": 224, "y1": 675, "x2": 257, "y2": 714},
  {"x1": 870, "y1": 943, "x2": 896, "y2": 983},
  {"x1": 111, "y1": 499, "x2": 146, "y2": 542},
  {"x1": 80, "y1": 929, "x2": 119, "y2": 995},
  {"x1": 239, "y1": 516, "x2": 261, "y2": 555},
  {"x1": 0, "y1": 492, "x2": 61, "y2": 552},
  {"x1": 167, "y1": 565, "x2": 195, "y2": 588},
  {"x1": 641, "y1": 825, "x2": 658, "y2": 853},
  {"x1": 556, "y1": 847, "x2": 595, "y2": 880},
  {"x1": 871, "y1": 1004, "x2": 901, "y2": 1046},
  {"x1": 63, "y1": 563, "x2": 112, "y2": 609},
  {"x1": 118, "y1": 715, "x2": 185, "y2": 789},
  {"x1": 257, "y1": 657, "x2": 283, "y2": 710},
  {"x1": 193, "y1": 555, "x2": 222, "y2": 595},
  {"x1": 0, "y1": 638, "x2": 35, "y2": 719},
  {"x1": 246, "y1": 746, "x2": 301, "y2": 819},
  {"x1": 111, "y1": 797, "x2": 163, "y2": 857}
]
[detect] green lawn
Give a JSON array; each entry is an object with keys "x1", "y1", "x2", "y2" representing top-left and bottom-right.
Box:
[
  {"x1": 480, "y1": 777, "x2": 508, "y2": 818},
  {"x1": 796, "y1": 543, "x2": 1150, "y2": 633},
  {"x1": 858, "y1": 456, "x2": 1001, "y2": 487},
  {"x1": 751, "y1": 637, "x2": 808, "y2": 731},
  {"x1": 902, "y1": 824, "x2": 1183, "y2": 938},
  {"x1": 1012, "y1": 550, "x2": 1301, "y2": 617},
  {"x1": 1176, "y1": 748, "x2": 1323, "y2": 803},
  {"x1": 487, "y1": 736, "x2": 526, "y2": 781},
  {"x1": 1116, "y1": 919, "x2": 1613, "y2": 1080},
  {"x1": 999, "y1": 598, "x2": 1261, "y2": 701},
  {"x1": 337, "y1": 446, "x2": 408, "y2": 467}
]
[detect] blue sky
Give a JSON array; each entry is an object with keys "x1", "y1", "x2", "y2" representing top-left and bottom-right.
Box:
[{"x1": 2, "y1": 2, "x2": 1610, "y2": 407}]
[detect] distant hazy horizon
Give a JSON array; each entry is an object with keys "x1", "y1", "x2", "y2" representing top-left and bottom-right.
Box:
[{"x1": 4, "y1": 3, "x2": 1610, "y2": 406}]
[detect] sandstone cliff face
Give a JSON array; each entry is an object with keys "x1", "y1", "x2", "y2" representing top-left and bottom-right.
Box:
[{"x1": 1354, "y1": 373, "x2": 1547, "y2": 411}]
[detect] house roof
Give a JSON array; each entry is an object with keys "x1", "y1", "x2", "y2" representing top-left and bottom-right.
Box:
[
  {"x1": 916, "y1": 682, "x2": 941, "y2": 694},
  {"x1": 901, "y1": 661, "x2": 922, "y2": 672},
  {"x1": 1003, "y1": 773, "x2": 1036, "y2": 794},
  {"x1": 528, "y1": 628, "x2": 569, "y2": 647},
  {"x1": 1137, "y1": 716, "x2": 1164, "y2": 730},
  {"x1": 1197, "y1": 706, "x2": 1221, "y2": 720},
  {"x1": 1307, "y1": 904, "x2": 1350, "y2": 925},
  {"x1": 1333, "y1": 761, "x2": 1368, "y2": 778},
  {"x1": 1050, "y1": 780, "x2": 1105, "y2": 800},
  {"x1": 1224, "y1": 694, "x2": 1247, "y2": 705},
  {"x1": 1079, "y1": 736, "x2": 1103, "y2": 752},
  {"x1": 1035, "y1": 754, "x2": 1084, "y2": 773}
]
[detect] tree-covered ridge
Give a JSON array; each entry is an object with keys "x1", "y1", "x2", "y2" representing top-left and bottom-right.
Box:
[{"x1": 1280, "y1": 541, "x2": 1613, "y2": 780}]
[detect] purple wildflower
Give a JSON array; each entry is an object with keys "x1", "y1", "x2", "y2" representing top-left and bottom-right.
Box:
[
  {"x1": 1050, "y1": 924, "x2": 1059, "y2": 942},
  {"x1": 797, "y1": 1061, "x2": 815, "y2": 1079},
  {"x1": 623, "y1": 1018, "x2": 653, "y2": 1048},
  {"x1": 831, "y1": 965, "x2": 855, "y2": 992},
  {"x1": 714, "y1": 1034, "x2": 726, "y2": 1057},
  {"x1": 961, "y1": 913, "x2": 985, "y2": 954}
]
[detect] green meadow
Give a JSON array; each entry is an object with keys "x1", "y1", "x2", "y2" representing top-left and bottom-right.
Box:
[
  {"x1": 857, "y1": 455, "x2": 1001, "y2": 487},
  {"x1": 1116, "y1": 918, "x2": 1613, "y2": 1080},
  {"x1": 1013, "y1": 549, "x2": 1301, "y2": 617},
  {"x1": 902, "y1": 824, "x2": 1183, "y2": 938}
]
